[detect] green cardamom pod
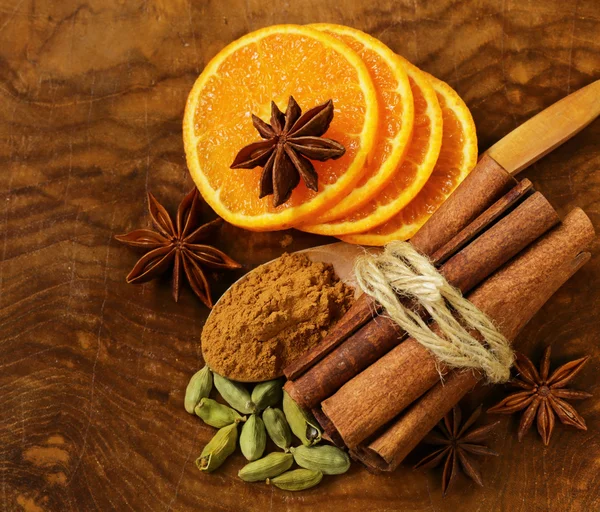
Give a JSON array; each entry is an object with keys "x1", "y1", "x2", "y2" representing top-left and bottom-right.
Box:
[
  {"x1": 240, "y1": 414, "x2": 266, "y2": 461},
  {"x1": 194, "y1": 398, "x2": 245, "y2": 428},
  {"x1": 213, "y1": 373, "x2": 255, "y2": 414},
  {"x1": 282, "y1": 391, "x2": 322, "y2": 446},
  {"x1": 267, "y1": 468, "x2": 323, "y2": 491},
  {"x1": 184, "y1": 365, "x2": 213, "y2": 414},
  {"x1": 238, "y1": 452, "x2": 294, "y2": 482},
  {"x1": 263, "y1": 407, "x2": 292, "y2": 451},
  {"x1": 290, "y1": 444, "x2": 351, "y2": 475},
  {"x1": 195, "y1": 423, "x2": 238, "y2": 473},
  {"x1": 251, "y1": 379, "x2": 283, "y2": 411}
]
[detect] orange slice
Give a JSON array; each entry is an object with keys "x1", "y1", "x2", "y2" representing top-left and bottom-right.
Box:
[
  {"x1": 306, "y1": 23, "x2": 414, "y2": 223},
  {"x1": 340, "y1": 74, "x2": 478, "y2": 246},
  {"x1": 302, "y1": 58, "x2": 442, "y2": 236},
  {"x1": 183, "y1": 25, "x2": 378, "y2": 231}
]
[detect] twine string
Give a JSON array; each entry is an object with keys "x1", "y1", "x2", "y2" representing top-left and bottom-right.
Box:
[{"x1": 354, "y1": 241, "x2": 514, "y2": 383}]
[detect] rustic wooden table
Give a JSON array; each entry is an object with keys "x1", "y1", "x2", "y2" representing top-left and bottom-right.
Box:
[{"x1": 1, "y1": 1, "x2": 599, "y2": 511}]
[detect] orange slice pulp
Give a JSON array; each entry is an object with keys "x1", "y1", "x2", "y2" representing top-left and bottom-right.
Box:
[
  {"x1": 183, "y1": 25, "x2": 378, "y2": 231},
  {"x1": 302, "y1": 58, "x2": 443, "y2": 236},
  {"x1": 340, "y1": 74, "x2": 478, "y2": 245},
  {"x1": 306, "y1": 23, "x2": 414, "y2": 223}
]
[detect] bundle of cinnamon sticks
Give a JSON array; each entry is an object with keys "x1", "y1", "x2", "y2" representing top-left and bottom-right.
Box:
[{"x1": 283, "y1": 155, "x2": 595, "y2": 472}]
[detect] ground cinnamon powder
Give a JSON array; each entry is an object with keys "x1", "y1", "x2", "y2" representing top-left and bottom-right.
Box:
[{"x1": 201, "y1": 253, "x2": 355, "y2": 382}]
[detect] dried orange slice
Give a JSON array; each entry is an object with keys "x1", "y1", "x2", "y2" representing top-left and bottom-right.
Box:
[
  {"x1": 302, "y1": 58, "x2": 442, "y2": 236},
  {"x1": 306, "y1": 23, "x2": 414, "y2": 223},
  {"x1": 183, "y1": 25, "x2": 378, "y2": 231},
  {"x1": 340, "y1": 74, "x2": 478, "y2": 245}
]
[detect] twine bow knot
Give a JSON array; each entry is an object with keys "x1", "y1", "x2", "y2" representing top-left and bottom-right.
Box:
[{"x1": 354, "y1": 241, "x2": 514, "y2": 384}]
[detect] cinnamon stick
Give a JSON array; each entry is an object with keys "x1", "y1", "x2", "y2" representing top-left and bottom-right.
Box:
[
  {"x1": 285, "y1": 192, "x2": 559, "y2": 410},
  {"x1": 284, "y1": 294, "x2": 381, "y2": 380},
  {"x1": 357, "y1": 208, "x2": 594, "y2": 471},
  {"x1": 410, "y1": 154, "x2": 515, "y2": 255},
  {"x1": 311, "y1": 407, "x2": 345, "y2": 448},
  {"x1": 362, "y1": 251, "x2": 592, "y2": 472},
  {"x1": 439, "y1": 190, "x2": 555, "y2": 292},
  {"x1": 430, "y1": 178, "x2": 533, "y2": 265},
  {"x1": 284, "y1": 157, "x2": 517, "y2": 381},
  {"x1": 319, "y1": 193, "x2": 561, "y2": 448}
]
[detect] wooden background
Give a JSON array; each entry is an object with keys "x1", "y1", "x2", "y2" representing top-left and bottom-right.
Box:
[{"x1": 1, "y1": 0, "x2": 599, "y2": 510}]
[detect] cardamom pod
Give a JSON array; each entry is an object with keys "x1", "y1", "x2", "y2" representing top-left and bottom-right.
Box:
[
  {"x1": 184, "y1": 365, "x2": 213, "y2": 414},
  {"x1": 251, "y1": 379, "x2": 283, "y2": 411},
  {"x1": 213, "y1": 373, "x2": 255, "y2": 414},
  {"x1": 238, "y1": 452, "x2": 294, "y2": 482},
  {"x1": 195, "y1": 422, "x2": 238, "y2": 473},
  {"x1": 291, "y1": 444, "x2": 351, "y2": 475},
  {"x1": 194, "y1": 398, "x2": 245, "y2": 428},
  {"x1": 263, "y1": 407, "x2": 292, "y2": 451},
  {"x1": 240, "y1": 414, "x2": 266, "y2": 461},
  {"x1": 267, "y1": 468, "x2": 323, "y2": 491},
  {"x1": 282, "y1": 391, "x2": 322, "y2": 446}
]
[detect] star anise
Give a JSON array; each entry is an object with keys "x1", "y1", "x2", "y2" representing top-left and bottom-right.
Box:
[
  {"x1": 230, "y1": 96, "x2": 345, "y2": 207},
  {"x1": 115, "y1": 188, "x2": 241, "y2": 307},
  {"x1": 488, "y1": 346, "x2": 591, "y2": 446},
  {"x1": 414, "y1": 405, "x2": 500, "y2": 496}
]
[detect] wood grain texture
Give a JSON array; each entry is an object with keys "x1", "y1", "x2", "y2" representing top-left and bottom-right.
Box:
[{"x1": 0, "y1": 0, "x2": 598, "y2": 511}]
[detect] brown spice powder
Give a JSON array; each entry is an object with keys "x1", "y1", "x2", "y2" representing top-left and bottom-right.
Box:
[{"x1": 201, "y1": 253, "x2": 355, "y2": 381}]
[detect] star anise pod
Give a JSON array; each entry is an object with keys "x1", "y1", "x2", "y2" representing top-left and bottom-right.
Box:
[
  {"x1": 115, "y1": 188, "x2": 241, "y2": 307},
  {"x1": 230, "y1": 96, "x2": 345, "y2": 207},
  {"x1": 488, "y1": 346, "x2": 591, "y2": 446},
  {"x1": 414, "y1": 405, "x2": 500, "y2": 496}
]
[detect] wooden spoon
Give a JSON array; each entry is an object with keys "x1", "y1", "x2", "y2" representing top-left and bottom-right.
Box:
[{"x1": 202, "y1": 242, "x2": 378, "y2": 382}]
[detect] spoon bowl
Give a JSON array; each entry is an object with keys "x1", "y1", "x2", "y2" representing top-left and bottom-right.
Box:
[{"x1": 203, "y1": 242, "x2": 378, "y2": 382}]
